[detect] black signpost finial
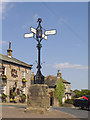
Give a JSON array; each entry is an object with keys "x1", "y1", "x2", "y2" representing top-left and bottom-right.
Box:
[{"x1": 37, "y1": 18, "x2": 42, "y2": 23}]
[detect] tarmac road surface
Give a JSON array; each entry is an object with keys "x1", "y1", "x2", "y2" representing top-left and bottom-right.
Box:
[
  {"x1": 0, "y1": 103, "x2": 89, "y2": 119},
  {"x1": 52, "y1": 107, "x2": 89, "y2": 119},
  {"x1": 0, "y1": 103, "x2": 77, "y2": 119}
]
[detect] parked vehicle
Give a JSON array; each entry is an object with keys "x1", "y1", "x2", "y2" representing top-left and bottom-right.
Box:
[{"x1": 73, "y1": 95, "x2": 90, "y2": 110}]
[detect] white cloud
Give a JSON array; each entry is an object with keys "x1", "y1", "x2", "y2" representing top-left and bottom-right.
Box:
[
  {"x1": 53, "y1": 62, "x2": 88, "y2": 70},
  {"x1": 0, "y1": 2, "x2": 14, "y2": 19},
  {"x1": 0, "y1": 40, "x2": 8, "y2": 45}
]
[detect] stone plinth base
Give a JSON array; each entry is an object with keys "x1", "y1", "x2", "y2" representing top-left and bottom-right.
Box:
[
  {"x1": 25, "y1": 107, "x2": 47, "y2": 114},
  {"x1": 26, "y1": 84, "x2": 50, "y2": 114}
]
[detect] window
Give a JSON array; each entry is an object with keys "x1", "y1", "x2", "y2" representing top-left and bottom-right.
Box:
[
  {"x1": 21, "y1": 87, "x2": 25, "y2": 94},
  {"x1": 22, "y1": 71, "x2": 25, "y2": 78},
  {"x1": 0, "y1": 66, "x2": 5, "y2": 76},
  {"x1": 0, "y1": 86, "x2": 6, "y2": 94}
]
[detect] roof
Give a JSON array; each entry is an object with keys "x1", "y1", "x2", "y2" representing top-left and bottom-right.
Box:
[
  {"x1": 45, "y1": 75, "x2": 70, "y2": 87},
  {"x1": 45, "y1": 75, "x2": 57, "y2": 87},
  {"x1": 0, "y1": 53, "x2": 32, "y2": 69},
  {"x1": 62, "y1": 79, "x2": 71, "y2": 84}
]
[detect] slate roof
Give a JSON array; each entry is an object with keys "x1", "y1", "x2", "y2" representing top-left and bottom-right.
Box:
[
  {"x1": 45, "y1": 75, "x2": 70, "y2": 87},
  {"x1": 0, "y1": 53, "x2": 32, "y2": 69}
]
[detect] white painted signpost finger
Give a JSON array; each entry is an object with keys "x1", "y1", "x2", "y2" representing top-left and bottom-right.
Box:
[
  {"x1": 30, "y1": 27, "x2": 36, "y2": 34},
  {"x1": 45, "y1": 30, "x2": 56, "y2": 35},
  {"x1": 42, "y1": 34, "x2": 47, "y2": 40},
  {"x1": 24, "y1": 33, "x2": 34, "y2": 38}
]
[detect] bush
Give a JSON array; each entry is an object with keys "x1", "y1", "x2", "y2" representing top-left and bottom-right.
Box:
[
  {"x1": 9, "y1": 98, "x2": 16, "y2": 103},
  {"x1": 20, "y1": 94, "x2": 26, "y2": 103},
  {"x1": 73, "y1": 89, "x2": 90, "y2": 98},
  {"x1": 22, "y1": 78, "x2": 27, "y2": 83},
  {"x1": 10, "y1": 92, "x2": 16, "y2": 99},
  {"x1": 65, "y1": 99, "x2": 74, "y2": 104},
  {"x1": 2, "y1": 75, "x2": 7, "y2": 80},
  {"x1": 55, "y1": 77, "x2": 65, "y2": 105},
  {"x1": 1, "y1": 93, "x2": 7, "y2": 102},
  {"x1": 10, "y1": 98, "x2": 13, "y2": 103}
]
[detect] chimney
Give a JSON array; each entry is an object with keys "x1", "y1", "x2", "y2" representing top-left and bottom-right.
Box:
[
  {"x1": 7, "y1": 41, "x2": 13, "y2": 57},
  {"x1": 57, "y1": 70, "x2": 62, "y2": 78}
]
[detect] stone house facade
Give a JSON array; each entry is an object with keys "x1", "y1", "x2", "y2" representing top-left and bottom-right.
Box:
[
  {"x1": 44, "y1": 70, "x2": 71, "y2": 106},
  {"x1": 0, "y1": 41, "x2": 32, "y2": 102}
]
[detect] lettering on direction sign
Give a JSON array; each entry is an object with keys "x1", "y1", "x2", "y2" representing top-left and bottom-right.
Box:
[
  {"x1": 24, "y1": 33, "x2": 34, "y2": 38},
  {"x1": 45, "y1": 30, "x2": 56, "y2": 35}
]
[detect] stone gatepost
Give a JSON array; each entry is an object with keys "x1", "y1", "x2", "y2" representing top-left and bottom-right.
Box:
[{"x1": 25, "y1": 84, "x2": 50, "y2": 114}]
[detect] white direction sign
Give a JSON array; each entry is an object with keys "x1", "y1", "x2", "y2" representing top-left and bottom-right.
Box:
[
  {"x1": 30, "y1": 27, "x2": 36, "y2": 34},
  {"x1": 45, "y1": 30, "x2": 56, "y2": 35},
  {"x1": 42, "y1": 34, "x2": 47, "y2": 40},
  {"x1": 24, "y1": 33, "x2": 34, "y2": 38}
]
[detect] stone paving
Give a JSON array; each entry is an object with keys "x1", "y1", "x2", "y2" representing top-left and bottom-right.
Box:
[{"x1": 0, "y1": 103, "x2": 79, "y2": 119}]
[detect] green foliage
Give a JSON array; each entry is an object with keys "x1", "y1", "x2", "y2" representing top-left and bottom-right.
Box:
[
  {"x1": 1, "y1": 93, "x2": 7, "y2": 99},
  {"x1": 55, "y1": 77, "x2": 65, "y2": 105},
  {"x1": 73, "y1": 89, "x2": 90, "y2": 98},
  {"x1": 65, "y1": 99, "x2": 74, "y2": 104},
  {"x1": 10, "y1": 98, "x2": 13, "y2": 102},
  {"x1": 10, "y1": 98, "x2": 16, "y2": 103},
  {"x1": 12, "y1": 92, "x2": 16, "y2": 97},
  {"x1": 10, "y1": 92, "x2": 16, "y2": 99},
  {"x1": 20, "y1": 94, "x2": 26, "y2": 103},
  {"x1": 22, "y1": 78, "x2": 27, "y2": 83},
  {"x1": 1, "y1": 93, "x2": 7, "y2": 102},
  {"x1": 2, "y1": 75, "x2": 7, "y2": 80}
]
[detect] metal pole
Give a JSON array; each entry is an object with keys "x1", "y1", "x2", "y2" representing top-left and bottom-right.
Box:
[
  {"x1": 37, "y1": 42, "x2": 42, "y2": 71},
  {"x1": 34, "y1": 18, "x2": 44, "y2": 84}
]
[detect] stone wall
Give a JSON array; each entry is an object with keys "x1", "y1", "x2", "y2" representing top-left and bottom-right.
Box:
[
  {"x1": 54, "y1": 97, "x2": 60, "y2": 107},
  {"x1": 27, "y1": 84, "x2": 50, "y2": 113},
  {"x1": 0, "y1": 62, "x2": 31, "y2": 102}
]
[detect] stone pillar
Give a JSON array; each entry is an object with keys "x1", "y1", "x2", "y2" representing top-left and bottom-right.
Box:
[{"x1": 26, "y1": 84, "x2": 50, "y2": 114}]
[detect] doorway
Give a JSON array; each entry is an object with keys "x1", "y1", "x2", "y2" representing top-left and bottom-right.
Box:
[{"x1": 50, "y1": 97, "x2": 54, "y2": 106}]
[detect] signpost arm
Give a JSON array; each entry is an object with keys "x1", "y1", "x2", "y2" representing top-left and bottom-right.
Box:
[{"x1": 24, "y1": 18, "x2": 56, "y2": 84}]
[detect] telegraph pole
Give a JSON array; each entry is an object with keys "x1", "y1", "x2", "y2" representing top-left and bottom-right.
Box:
[{"x1": 24, "y1": 18, "x2": 56, "y2": 84}]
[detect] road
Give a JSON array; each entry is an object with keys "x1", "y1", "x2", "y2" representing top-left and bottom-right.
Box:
[
  {"x1": 52, "y1": 106, "x2": 89, "y2": 118},
  {"x1": 0, "y1": 104, "x2": 77, "y2": 118},
  {"x1": 0, "y1": 104, "x2": 89, "y2": 119}
]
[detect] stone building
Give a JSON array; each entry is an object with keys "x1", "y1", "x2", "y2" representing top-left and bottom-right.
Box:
[
  {"x1": 44, "y1": 70, "x2": 71, "y2": 106},
  {"x1": 31, "y1": 70, "x2": 71, "y2": 106},
  {"x1": 0, "y1": 41, "x2": 32, "y2": 102}
]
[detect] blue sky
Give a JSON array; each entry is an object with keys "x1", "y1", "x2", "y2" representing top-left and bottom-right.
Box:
[{"x1": 1, "y1": 1, "x2": 88, "y2": 90}]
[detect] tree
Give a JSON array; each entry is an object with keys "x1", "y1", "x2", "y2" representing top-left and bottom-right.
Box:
[
  {"x1": 73, "y1": 89, "x2": 81, "y2": 98},
  {"x1": 55, "y1": 77, "x2": 65, "y2": 105},
  {"x1": 73, "y1": 89, "x2": 90, "y2": 98}
]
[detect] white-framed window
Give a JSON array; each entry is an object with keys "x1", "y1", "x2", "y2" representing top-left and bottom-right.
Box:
[
  {"x1": 22, "y1": 71, "x2": 25, "y2": 78},
  {"x1": 0, "y1": 86, "x2": 6, "y2": 94}
]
